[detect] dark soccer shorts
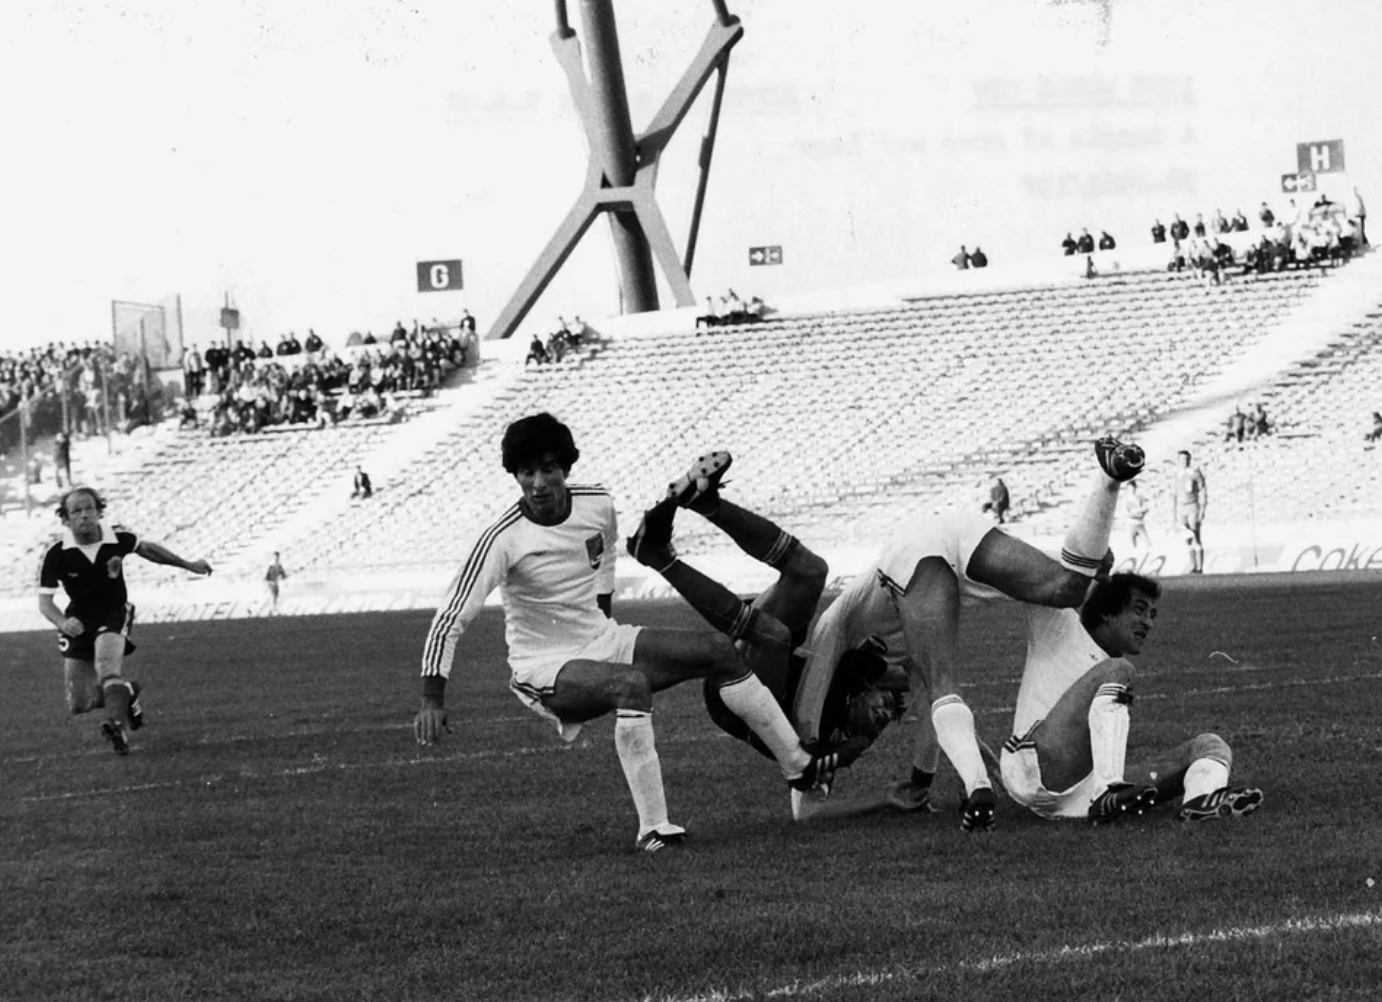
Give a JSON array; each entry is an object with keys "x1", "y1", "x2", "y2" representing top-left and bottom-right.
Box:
[{"x1": 56, "y1": 604, "x2": 137, "y2": 662}]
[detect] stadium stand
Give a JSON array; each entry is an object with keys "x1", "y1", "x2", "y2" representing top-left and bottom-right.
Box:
[{"x1": 5, "y1": 258, "x2": 1380, "y2": 599}]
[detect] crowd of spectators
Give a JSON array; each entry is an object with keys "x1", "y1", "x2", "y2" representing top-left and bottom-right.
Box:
[
  {"x1": 525, "y1": 316, "x2": 591, "y2": 367},
  {"x1": 1154, "y1": 189, "x2": 1367, "y2": 286},
  {"x1": 185, "y1": 320, "x2": 473, "y2": 437},
  {"x1": 695, "y1": 289, "x2": 768, "y2": 330},
  {"x1": 2, "y1": 341, "x2": 161, "y2": 454},
  {"x1": 1059, "y1": 227, "x2": 1117, "y2": 255}
]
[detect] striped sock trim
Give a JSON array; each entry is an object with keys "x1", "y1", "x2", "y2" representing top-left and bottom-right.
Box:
[
  {"x1": 931, "y1": 693, "x2": 965, "y2": 713},
  {"x1": 1096, "y1": 682, "x2": 1134, "y2": 706},
  {"x1": 616, "y1": 709, "x2": 652, "y2": 721},
  {"x1": 761, "y1": 532, "x2": 796, "y2": 568},
  {"x1": 725, "y1": 603, "x2": 757, "y2": 642},
  {"x1": 1060, "y1": 548, "x2": 1104, "y2": 575},
  {"x1": 716, "y1": 671, "x2": 755, "y2": 693}
]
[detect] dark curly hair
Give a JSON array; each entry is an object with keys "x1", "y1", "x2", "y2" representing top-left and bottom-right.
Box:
[
  {"x1": 501, "y1": 412, "x2": 580, "y2": 474},
  {"x1": 1080, "y1": 572, "x2": 1161, "y2": 631}
]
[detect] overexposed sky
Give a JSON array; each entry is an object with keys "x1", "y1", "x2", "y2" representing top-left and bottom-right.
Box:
[{"x1": 1, "y1": 0, "x2": 1377, "y2": 354}]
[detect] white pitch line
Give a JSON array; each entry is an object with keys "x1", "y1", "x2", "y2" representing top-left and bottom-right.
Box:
[{"x1": 640, "y1": 910, "x2": 1382, "y2": 1002}]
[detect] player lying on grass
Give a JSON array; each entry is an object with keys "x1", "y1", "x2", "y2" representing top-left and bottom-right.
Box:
[
  {"x1": 626, "y1": 435, "x2": 1143, "y2": 831},
  {"x1": 37, "y1": 486, "x2": 214, "y2": 756},
  {"x1": 413, "y1": 413, "x2": 855, "y2": 854},
  {"x1": 1001, "y1": 568, "x2": 1263, "y2": 824}
]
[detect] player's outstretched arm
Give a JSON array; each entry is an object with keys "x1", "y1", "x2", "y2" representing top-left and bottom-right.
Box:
[
  {"x1": 414, "y1": 676, "x2": 449, "y2": 745},
  {"x1": 135, "y1": 540, "x2": 213, "y2": 576}
]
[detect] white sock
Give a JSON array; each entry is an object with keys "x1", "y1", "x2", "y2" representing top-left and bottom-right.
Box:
[
  {"x1": 1087, "y1": 684, "x2": 1131, "y2": 787},
  {"x1": 717, "y1": 673, "x2": 811, "y2": 778},
  {"x1": 1182, "y1": 757, "x2": 1230, "y2": 802},
  {"x1": 615, "y1": 711, "x2": 669, "y2": 837},
  {"x1": 931, "y1": 695, "x2": 991, "y2": 796},
  {"x1": 1061, "y1": 473, "x2": 1120, "y2": 576}
]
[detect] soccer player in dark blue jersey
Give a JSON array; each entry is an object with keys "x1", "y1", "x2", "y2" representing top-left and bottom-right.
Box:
[{"x1": 37, "y1": 486, "x2": 213, "y2": 755}]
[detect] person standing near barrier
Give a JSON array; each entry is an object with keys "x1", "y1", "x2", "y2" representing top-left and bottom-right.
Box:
[
  {"x1": 265, "y1": 552, "x2": 288, "y2": 615},
  {"x1": 1172, "y1": 450, "x2": 1208, "y2": 574}
]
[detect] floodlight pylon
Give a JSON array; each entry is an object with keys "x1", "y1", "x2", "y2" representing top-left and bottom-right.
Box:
[{"x1": 486, "y1": 0, "x2": 743, "y2": 340}]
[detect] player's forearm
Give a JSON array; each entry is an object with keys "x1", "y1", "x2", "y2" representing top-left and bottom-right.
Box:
[
  {"x1": 137, "y1": 540, "x2": 200, "y2": 570},
  {"x1": 37, "y1": 594, "x2": 66, "y2": 628}
]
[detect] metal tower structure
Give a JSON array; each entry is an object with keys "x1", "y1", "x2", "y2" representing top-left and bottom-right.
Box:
[{"x1": 486, "y1": 0, "x2": 744, "y2": 340}]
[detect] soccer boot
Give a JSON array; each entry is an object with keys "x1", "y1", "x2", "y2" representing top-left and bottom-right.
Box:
[
  {"x1": 1094, "y1": 436, "x2": 1146, "y2": 483},
  {"x1": 787, "y1": 736, "x2": 871, "y2": 796},
  {"x1": 1176, "y1": 786, "x2": 1264, "y2": 823},
  {"x1": 667, "y1": 451, "x2": 733, "y2": 512},
  {"x1": 100, "y1": 719, "x2": 130, "y2": 757},
  {"x1": 126, "y1": 681, "x2": 144, "y2": 731},
  {"x1": 625, "y1": 500, "x2": 678, "y2": 571},
  {"x1": 883, "y1": 780, "x2": 940, "y2": 814},
  {"x1": 959, "y1": 786, "x2": 997, "y2": 832},
  {"x1": 1088, "y1": 782, "x2": 1158, "y2": 825},
  {"x1": 635, "y1": 824, "x2": 688, "y2": 853}
]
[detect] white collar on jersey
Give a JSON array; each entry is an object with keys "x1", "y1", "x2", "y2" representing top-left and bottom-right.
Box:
[{"x1": 62, "y1": 521, "x2": 118, "y2": 550}]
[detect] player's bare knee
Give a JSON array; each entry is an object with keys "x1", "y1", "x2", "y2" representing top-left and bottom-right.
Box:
[
  {"x1": 784, "y1": 548, "x2": 829, "y2": 596},
  {"x1": 750, "y1": 608, "x2": 791, "y2": 650},
  {"x1": 1190, "y1": 732, "x2": 1232, "y2": 768},
  {"x1": 1092, "y1": 657, "x2": 1135, "y2": 686},
  {"x1": 608, "y1": 667, "x2": 653, "y2": 710}
]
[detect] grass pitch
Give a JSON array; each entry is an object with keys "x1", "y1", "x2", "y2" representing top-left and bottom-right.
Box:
[{"x1": 4, "y1": 573, "x2": 1382, "y2": 1001}]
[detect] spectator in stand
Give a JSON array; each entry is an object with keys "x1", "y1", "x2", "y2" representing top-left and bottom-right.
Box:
[
  {"x1": 362, "y1": 331, "x2": 378, "y2": 345},
  {"x1": 1192, "y1": 213, "x2": 1207, "y2": 237},
  {"x1": 1076, "y1": 228, "x2": 1096, "y2": 254},
  {"x1": 1098, "y1": 231, "x2": 1117, "y2": 251},
  {"x1": 1365, "y1": 412, "x2": 1382, "y2": 446},
  {"x1": 969, "y1": 247, "x2": 988, "y2": 269},
  {"x1": 304, "y1": 329, "x2": 324, "y2": 359},
  {"x1": 459, "y1": 309, "x2": 477, "y2": 335},
  {"x1": 569, "y1": 316, "x2": 588, "y2": 347},
  {"x1": 183, "y1": 346, "x2": 205, "y2": 398},
  {"x1": 1151, "y1": 219, "x2": 1167, "y2": 244},
  {"x1": 54, "y1": 430, "x2": 72, "y2": 488},
  {"x1": 275, "y1": 333, "x2": 294, "y2": 357},
  {"x1": 1232, "y1": 209, "x2": 1250, "y2": 232},
  {"x1": 526, "y1": 334, "x2": 551, "y2": 366},
  {"x1": 1258, "y1": 202, "x2": 1275, "y2": 228},
  {"x1": 256, "y1": 340, "x2": 274, "y2": 360},
  {"x1": 1224, "y1": 406, "x2": 1247, "y2": 444},
  {"x1": 951, "y1": 245, "x2": 971, "y2": 270},
  {"x1": 697, "y1": 295, "x2": 721, "y2": 329},
  {"x1": 352, "y1": 465, "x2": 373, "y2": 499},
  {"x1": 1212, "y1": 209, "x2": 1230, "y2": 234},
  {"x1": 234, "y1": 340, "x2": 257, "y2": 367},
  {"x1": 1248, "y1": 402, "x2": 1271, "y2": 439},
  {"x1": 721, "y1": 289, "x2": 748, "y2": 324},
  {"x1": 284, "y1": 331, "x2": 302, "y2": 355},
  {"x1": 1348, "y1": 186, "x2": 1367, "y2": 245},
  {"x1": 1170, "y1": 214, "x2": 1190, "y2": 241},
  {"x1": 1061, "y1": 232, "x2": 1078, "y2": 256},
  {"x1": 981, "y1": 476, "x2": 1010, "y2": 524}
]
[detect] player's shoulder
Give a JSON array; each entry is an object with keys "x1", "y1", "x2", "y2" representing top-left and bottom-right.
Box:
[{"x1": 567, "y1": 483, "x2": 612, "y2": 502}]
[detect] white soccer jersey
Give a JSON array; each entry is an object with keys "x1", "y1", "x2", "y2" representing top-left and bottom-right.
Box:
[
  {"x1": 421, "y1": 486, "x2": 619, "y2": 680},
  {"x1": 794, "y1": 508, "x2": 1005, "y2": 738},
  {"x1": 1011, "y1": 605, "x2": 1110, "y2": 736}
]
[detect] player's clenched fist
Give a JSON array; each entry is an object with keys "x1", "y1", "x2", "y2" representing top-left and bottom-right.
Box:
[{"x1": 414, "y1": 702, "x2": 449, "y2": 745}]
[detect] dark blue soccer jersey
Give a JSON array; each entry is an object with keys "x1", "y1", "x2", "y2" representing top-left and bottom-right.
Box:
[{"x1": 38, "y1": 524, "x2": 141, "y2": 620}]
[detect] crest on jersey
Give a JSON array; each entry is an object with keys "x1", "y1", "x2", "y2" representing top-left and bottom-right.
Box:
[
  {"x1": 585, "y1": 534, "x2": 604, "y2": 569},
  {"x1": 106, "y1": 556, "x2": 123, "y2": 579}
]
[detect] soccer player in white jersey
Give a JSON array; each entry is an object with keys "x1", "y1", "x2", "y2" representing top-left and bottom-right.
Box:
[
  {"x1": 414, "y1": 413, "x2": 849, "y2": 853},
  {"x1": 1003, "y1": 570, "x2": 1263, "y2": 823},
  {"x1": 629, "y1": 437, "x2": 1144, "y2": 832}
]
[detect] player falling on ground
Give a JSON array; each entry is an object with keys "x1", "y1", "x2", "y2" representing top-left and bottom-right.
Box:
[
  {"x1": 1001, "y1": 569, "x2": 1263, "y2": 824},
  {"x1": 37, "y1": 486, "x2": 214, "y2": 755},
  {"x1": 626, "y1": 435, "x2": 1145, "y2": 831},
  {"x1": 413, "y1": 413, "x2": 855, "y2": 854}
]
